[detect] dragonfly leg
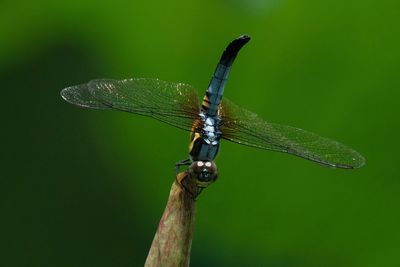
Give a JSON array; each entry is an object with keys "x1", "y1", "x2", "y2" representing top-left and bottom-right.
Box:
[
  {"x1": 196, "y1": 187, "x2": 204, "y2": 197},
  {"x1": 175, "y1": 158, "x2": 192, "y2": 174},
  {"x1": 176, "y1": 169, "x2": 204, "y2": 200}
]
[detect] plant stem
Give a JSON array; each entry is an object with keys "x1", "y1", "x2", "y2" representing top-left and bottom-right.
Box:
[{"x1": 144, "y1": 172, "x2": 196, "y2": 267}]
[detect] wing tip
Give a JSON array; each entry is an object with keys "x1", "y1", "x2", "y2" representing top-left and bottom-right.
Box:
[
  {"x1": 331, "y1": 153, "x2": 366, "y2": 169},
  {"x1": 60, "y1": 83, "x2": 108, "y2": 109},
  {"x1": 60, "y1": 86, "x2": 75, "y2": 104},
  {"x1": 351, "y1": 155, "x2": 366, "y2": 169}
]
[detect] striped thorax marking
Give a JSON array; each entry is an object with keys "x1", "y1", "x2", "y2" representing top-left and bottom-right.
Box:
[{"x1": 188, "y1": 111, "x2": 222, "y2": 161}]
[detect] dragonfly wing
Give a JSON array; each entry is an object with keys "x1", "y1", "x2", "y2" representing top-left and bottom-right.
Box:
[
  {"x1": 218, "y1": 98, "x2": 365, "y2": 169},
  {"x1": 61, "y1": 83, "x2": 110, "y2": 109},
  {"x1": 61, "y1": 78, "x2": 201, "y2": 132}
]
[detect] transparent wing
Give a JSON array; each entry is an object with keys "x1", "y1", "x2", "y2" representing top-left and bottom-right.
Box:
[
  {"x1": 218, "y1": 98, "x2": 365, "y2": 169},
  {"x1": 61, "y1": 78, "x2": 201, "y2": 132}
]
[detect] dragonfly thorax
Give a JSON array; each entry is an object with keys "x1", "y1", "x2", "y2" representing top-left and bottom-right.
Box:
[
  {"x1": 189, "y1": 112, "x2": 222, "y2": 161},
  {"x1": 199, "y1": 112, "x2": 221, "y2": 145}
]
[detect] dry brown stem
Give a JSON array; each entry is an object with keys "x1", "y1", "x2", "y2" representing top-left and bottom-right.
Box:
[{"x1": 144, "y1": 172, "x2": 197, "y2": 267}]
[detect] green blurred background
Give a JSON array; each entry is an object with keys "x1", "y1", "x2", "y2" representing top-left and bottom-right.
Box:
[{"x1": 2, "y1": 0, "x2": 399, "y2": 266}]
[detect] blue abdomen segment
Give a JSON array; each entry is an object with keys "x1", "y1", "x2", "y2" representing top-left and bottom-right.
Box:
[{"x1": 201, "y1": 35, "x2": 251, "y2": 116}]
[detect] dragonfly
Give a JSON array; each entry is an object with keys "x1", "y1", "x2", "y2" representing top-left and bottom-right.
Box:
[{"x1": 61, "y1": 35, "x2": 365, "y2": 189}]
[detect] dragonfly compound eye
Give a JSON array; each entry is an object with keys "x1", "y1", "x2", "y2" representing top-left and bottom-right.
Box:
[{"x1": 189, "y1": 161, "x2": 218, "y2": 187}]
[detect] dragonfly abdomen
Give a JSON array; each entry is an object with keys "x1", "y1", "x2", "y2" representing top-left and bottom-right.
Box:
[
  {"x1": 194, "y1": 36, "x2": 250, "y2": 160},
  {"x1": 201, "y1": 63, "x2": 230, "y2": 116},
  {"x1": 201, "y1": 35, "x2": 250, "y2": 117}
]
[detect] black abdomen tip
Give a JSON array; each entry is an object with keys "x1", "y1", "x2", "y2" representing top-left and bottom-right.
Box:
[
  {"x1": 220, "y1": 34, "x2": 251, "y2": 66},
  {"x1": 236, "y1": 34, "x2": 251, "y2": 43}
]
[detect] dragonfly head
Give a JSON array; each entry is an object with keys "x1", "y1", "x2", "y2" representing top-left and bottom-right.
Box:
[{"x1": 189, "y1": 161, "x2": 218, "y2": 187}]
